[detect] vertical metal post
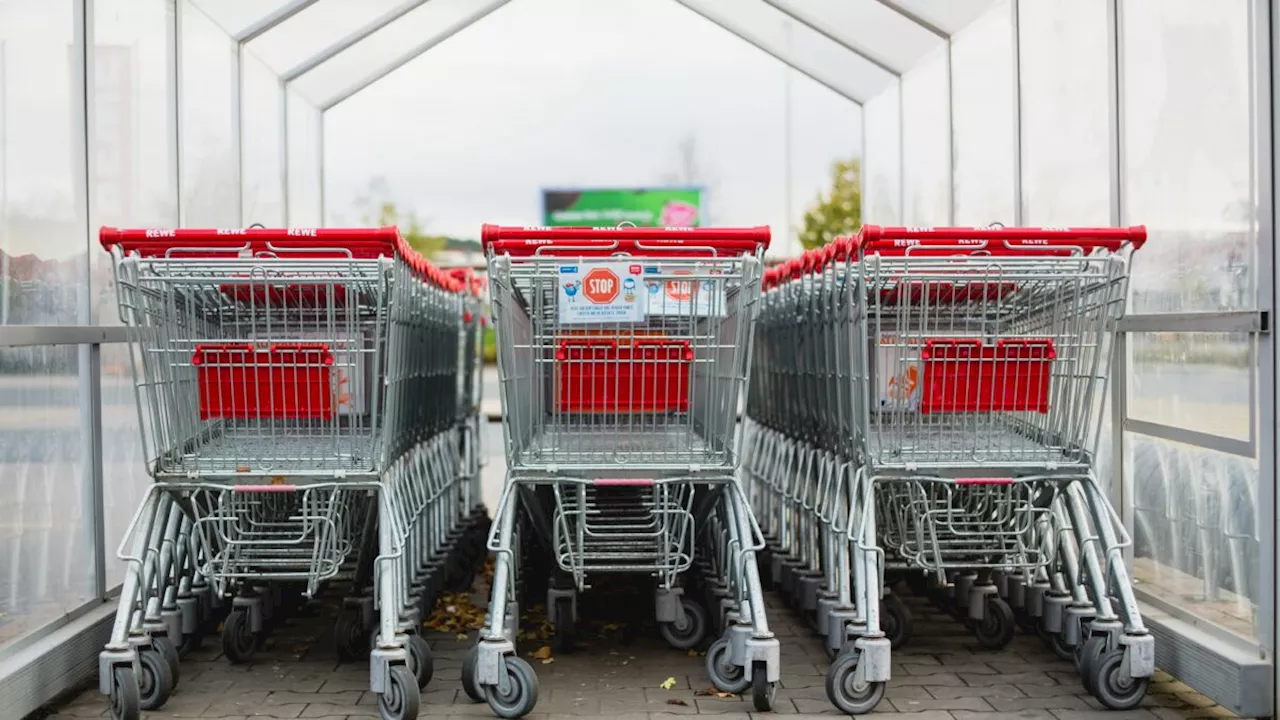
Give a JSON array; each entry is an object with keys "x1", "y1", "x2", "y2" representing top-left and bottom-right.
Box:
[
  {"x1": 174, "y1": 0, "x2": 186, "y2": 225},
  {"x1": 317, "y1": 108, "x2": 326, "y2": 226},
  {"x1": 1105, "y1": 0, "x2": 1129, "y2": 547},
  {"x1": 280, "y1": 79, "x2": 289, "y2": 226},
  {"x1": 945, "y1": 39, "x2": 955, "y2": 225},
  {"x1": 1010, "y1": 0, "x2": 1024, "y2": 226},
  {"x1": 897, "y1": 78, "x2": 905, "y2": 222},
  {"x1": 231, "y1": 39, "x2": 243, "y2": 225},
  {"x1": 165, "y1": 0, "x2": 179, "y2": 224},
  {"x1": 1, "y1": 39, "x2": 9, "y2": 325}
]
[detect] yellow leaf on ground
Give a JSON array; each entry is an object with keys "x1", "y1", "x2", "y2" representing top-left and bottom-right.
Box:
[
  {"x1": 531, "y1": 646, "x2": 553, "y2": 660},
  {"x1": 660, "y1": 676, "x2": 677, "y2": 690}
]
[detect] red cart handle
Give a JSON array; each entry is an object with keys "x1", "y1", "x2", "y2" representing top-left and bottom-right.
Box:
[
  {"x1": 847, "y1": 224, "x2": 1146, "y2": 257},
  {"x1": 99, "y1": 226, "x2": 466, "y2": 294},
  {"x1": 480, "y1": 224, "x2": 770, "y2": 257}
]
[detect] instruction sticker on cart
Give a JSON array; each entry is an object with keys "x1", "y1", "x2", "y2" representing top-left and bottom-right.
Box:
[
  {"x1": 643, "y1": 265, "x2": 727, "y2": 317},
  {"x1": 558, "y1": 262, "x2": 646, "y2": 324}
]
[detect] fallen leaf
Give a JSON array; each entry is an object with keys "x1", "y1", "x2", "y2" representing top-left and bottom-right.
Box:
[
  {"x1": 456, "y1": 633, "x2": 469, "y2": 641},
  {"x1": 695, "y1": 687, "x2": 735, "y2": 698},
  {"x1": 687, "y1": 649, "x2": 698, "y2": 657},
  {"x1": 531, "y1": 646, "x2": 553, "y2": 660},
  {"x1": 666, "y1": 699, "x2": 688, "y2": 706},
  {"x1": 540, "y1": 657, "x2": 555, "y2": 665},
  {"x1": 660, "y1": 676, "x2": 677, "y2": 690}
]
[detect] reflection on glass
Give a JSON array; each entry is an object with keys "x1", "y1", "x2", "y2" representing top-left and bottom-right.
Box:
[
  {"x1": 1017, "y1": 0, "x2": 1109, "y2": 226},
  {"x1": 901, "y1": 46, "x2": 949, "y2": 225},
  {"x1": 1122, "y1": 0, "x2": 1255, "y2": 313},
  {"x1": 950, "y1": 0, "x2": 1015, "y2": 225},
  {"x1": 0, "y1": 0, "x2": 88, "y2": 326},
  {"x1": 180, "y1": 0, "x2": 239, "y2": 226},
  {"x1": 1129, "y1": 332, "x2": 1251, "y2": 442},
  {"x1": 94, "y1": 0, "x2": 178, "y2": 325},
  {"x1": 1127, "y1": 432, "x2": 1258, "y2": 641},
  {"x1": 0, "y1": 346, "x2": 93, "y2": 649},
  {"x1": 862, "y1": 81, "x2": 901, "y2": 225}
]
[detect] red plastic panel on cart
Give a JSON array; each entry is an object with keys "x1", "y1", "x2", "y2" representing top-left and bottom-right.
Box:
[
  {"x1": 555, "y1": 338, "x2": 694, "y2": 414},
  {"x1": 919, "y1": 339, "x2": 1055, "y2": 414},
  {"x1": 218, "y1": 283, "x2": 349, "y2": 307},
  {"x1": 193, "y1": 343, "x2": 335, "y2": 420}
]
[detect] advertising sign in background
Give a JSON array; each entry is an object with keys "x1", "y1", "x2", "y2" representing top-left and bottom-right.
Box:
[{"x1": 542, "y1": 188, "x2": 703, "y2": 227}]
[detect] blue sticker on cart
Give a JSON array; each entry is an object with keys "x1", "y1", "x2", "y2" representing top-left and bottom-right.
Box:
[
  {"x1": 643, "y1": 266, "x2": 660, "y2": 274},
  {"x1": 558, "y1": 261, "x2": 647, "y2": 324}
]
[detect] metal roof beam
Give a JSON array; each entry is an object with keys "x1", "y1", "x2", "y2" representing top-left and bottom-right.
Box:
[
  {"x1": 761, "y1": 0, "x2": 903, "y2": 76},
  {"x1": 866, "y1": 0, "x2": 950, "y2": 39},
  {"x1": 320, "y1": 0, "x2": 514, "y2": 111},
  {"x1": 234, "y1": 0, "x2": 323, "y2": 44},
  {"x1": 281, "y1": 0, "x2": 434, "y2": 83},
  {"x1": 669, "y1": 0, "x2": 866, "y2": 105}
]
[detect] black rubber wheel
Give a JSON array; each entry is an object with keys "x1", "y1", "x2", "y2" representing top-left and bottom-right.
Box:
[
  {"x1": 485, "y1": 656, "x2": 539, "y2": 719},
  {"x1": 1078, "y1": 635, "x2": 1109, "y2": 694},
  {"x1": 751, "y1": 661, "x2": 776, "y2": 711},
  {"x1": 824, "y1": 651, "x2": 886, "y2": 714},
  {"x1": 177, "y1": 631, "x2": 203, "y2": 658},
  {"x1": 406, "y1": 634, "x2": 434, "y2": 689},
  {"x1": 1015, "y1": 610, "x2": 1041, "y2": 635},
  {"x1": 151, "y1": 634, "x2": 181, "y2": 684},
  {"x1": 461, "y1": 645, "x2": 485, "y2": 703},
  {"x1": 221, "y1": 609, "x2": 257, "y2": 664},
  {"x1": 880, "y1": 595, "x2": 913, "y2": 650},
  {"x1": 109, "y1": 666, "x2": 141, "y2": 720},
  {"x1": 1090, "y1": 648, "x2": 1150, "y2": 710},
  {"x1": 334, "y1": 610, "x2": 369, "y2": 661},
  {"x1": 137, "y1": 648, "x2": 175, "y2": 711},
  {"x1": 1041, "y1": 626, "x2": 1074, "y2": 660},
  {"x1": 972, "y1": 597, "x2": 1016, "y2": 649},
  {"x1": 658, "y1": 597, "x2": 708, "y2": 650},
  {"x1": 705, "y1": 637, "x2": 748, "y2": 693},
  {"x1": 377, "y1": 665, "x2": 421, "y2": 720},
  {"x1": 552, "y1": 597, "x2": 576, "y2": 654}
]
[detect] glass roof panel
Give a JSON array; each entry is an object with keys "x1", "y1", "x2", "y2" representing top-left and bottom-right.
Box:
[
  {"x1": 883, "y1": 0, "x2": 997, "y2": 35},
  {"x1": 191, "y1": 0, "x2": 297, "y2": 38},
  {"x1": 293, "y1": 0, "x2": 505, "y2": 108},
  {"x1": 245, "y1": 0, "x2": 407, "y2": 75},
  {"x1": 677, "y1": 0, "x2": 895, "y2": 104},
  {"x1": 768, "y1": 0, "x2": 942, "y2": 73}
]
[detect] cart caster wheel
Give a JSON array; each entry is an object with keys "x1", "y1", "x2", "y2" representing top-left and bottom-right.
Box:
[
  {"x1": 108, "y1": 665, "x2": 141, "y2": 720},
  {"x1": 484, "y1": 656, "x2": 539, "y2": 719},
  {"x1": 751, "y1": 661, "x2": 776, "y2": 711},
  {"x1": 222, "y1": 609, "x2": 257, "y2": 664},
  {"x1": 1015, "y1": 610, "x2": 1040, "y2": 635},
  {"x1": 151, "y1": 634, "x2": 181, "y2": 684},
  {"x1": 406, "y1": 634, "x2": 434, "y2": 689},
  {"x1": 461, "y1": 645, "x2": 485, "y2": 703},
  {"x1": 1040, "y1": 627, "x2": 1074, "y2": 660},
  {"x1": 659, "y1": 597, "x2": 708, "y2": 650},
  {"x1": 972, "y1": 597, "x2": 1016, "y2": 649},
  {"x1": 705, "y1": 637, "x2": 749, "y2": 693},
  {"x1": 1090, "y1": 648, "x2": 1149, "y2": 710},
  {"x1": 552, "y1": 597, "x2": 576, "y2": 654},
  {"x1": 138, "y1": 648, "x2": 175, "y2": 711},
  {"x1": 880, "y1": 595, "x2": 913, "y2": 650},
  {"x1": 1077, "y1": 635, "x2": 1109, "y2": 694},
  {"x1": 825, "y1": 650, "x2": 886, "y2": 714},
  {"x1": 334, "y1": 610, "x2": 369, "y2": 661},
  {"x1": 178, "y1": 631, "x2": 203, "y2": 658},
  {"x1": 377, "y1": 665, "x2": 420, "y2": 720}
]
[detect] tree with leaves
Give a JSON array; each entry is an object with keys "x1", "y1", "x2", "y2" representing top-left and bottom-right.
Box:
[
  {"x1": 354, "y1": 177, "x2": 448, "y2": 258},
  {"x1": 798, "y1": 157, "x2": 862, "y2": 250}
]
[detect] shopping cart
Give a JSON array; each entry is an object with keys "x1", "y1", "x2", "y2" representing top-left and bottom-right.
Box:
[
  {"x1": 97, "y1": 226, "x2": 483, "y2": 720},
  {"x1": 745, "y1": 225, "x2": 1154, "y2": 714},
  {"x1": 463, "y1": 224, "x2": 781, "y2": 717}
]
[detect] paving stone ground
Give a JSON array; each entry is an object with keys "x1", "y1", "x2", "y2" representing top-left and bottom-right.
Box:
[{"x1": 45, "y1": 578, "x2": 1246, "y2": 720}]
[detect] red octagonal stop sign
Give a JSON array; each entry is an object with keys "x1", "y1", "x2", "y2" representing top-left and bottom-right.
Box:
[{"x1": 582, "y1": 267, "x2": 620, "y2": 304}]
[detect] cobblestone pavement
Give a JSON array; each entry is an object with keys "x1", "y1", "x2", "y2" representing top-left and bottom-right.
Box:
[{"x1": 47, "y1": 579, "x2": 1244, "y2": 720}]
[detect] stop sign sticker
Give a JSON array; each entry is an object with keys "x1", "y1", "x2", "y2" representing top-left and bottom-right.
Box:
[
  {"x1": 558, "y1": 261, "x2": 645, "y2": 324},
  {"x1": 583, "y1": 267, "x2": 620, "y2": 304},
  {"x1": 665, "y1": 270, "x2": 696, "y2": 302}
]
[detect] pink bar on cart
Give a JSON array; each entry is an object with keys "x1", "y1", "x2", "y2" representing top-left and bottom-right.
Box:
[
  {"x1": 594, "y1": 478, "x2": 655, "y2": 487},
  {"x1": 955, "y1": 478, "x2": 1014, "y2": 486},
  {"x1": 233, "y1": 484, "x2": 298, "y2": 492}
]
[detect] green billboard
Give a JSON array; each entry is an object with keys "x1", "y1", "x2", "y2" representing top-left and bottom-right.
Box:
[{"x1": 541, "y1": 188, "x2": 703, "y2": 227}]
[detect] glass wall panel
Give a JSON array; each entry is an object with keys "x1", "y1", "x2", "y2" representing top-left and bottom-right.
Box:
[
  {"x1": 1129, "y1": 332, "x2": 1251, "y2": 442},
  {"x1": 950, "y1": 0, "x2": 1015, "y2": 225},
  {"x1": 1122, "y1": 0, "x2": 1255, "y2": 313},
  {"x1": 179, "y1": 0, "x2": 239, "y2": 226},
  {"x1": 1127, "y1": 431, "x2": 1258, "y2": 642},
  {"x1": 241, "y1": 50, "x2": 285, "y2": 226},
  {"x1": 0, "y1": 346, "x2": 93, "y2": 650},
  {"x1": 862, "y1": 81, "x2": 901, "y2": 225},
  {"x1": 102, "y1": 344, "x2": 145, "y2": 587},
  {"x1": 0, "y1": 0, "x2": 87, "y2": 326},
  {"x1": 1017, "y1": 0, "x2": 1110, "y2": 226},
  {"x1": 769, "y1": 0, "x2": 942, "y2": 73},
  {"x1": 245, "y1": 0, "x2": 406, "y2": 77},
  {"x1": 900, "y1": 45, "x2": 949, "y2": 225},
  {"x1": 93, "y1": 0, "x2": 178, "y2": 324},
  {"x1": 286, "y1": 90, "x2": 322, "y2": 226}
]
